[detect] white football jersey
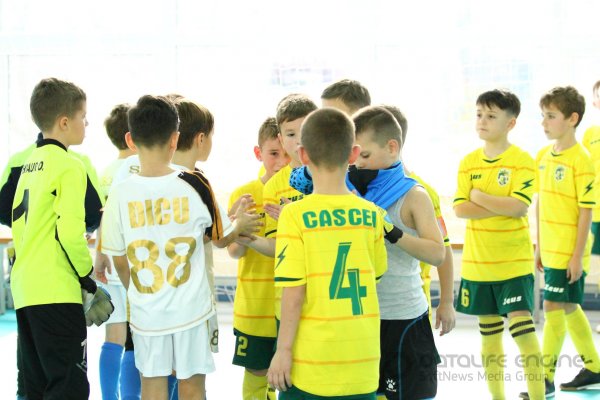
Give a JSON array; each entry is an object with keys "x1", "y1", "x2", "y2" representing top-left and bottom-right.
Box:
[{"x1": 102, "y1": 170, "x2": 226, "y2": 335}]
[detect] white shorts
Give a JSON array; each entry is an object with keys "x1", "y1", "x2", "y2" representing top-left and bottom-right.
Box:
[
  {"x1": 103, "y1": 283, "x2": 127, "y2": 324},
  {"x1": 133, "y1": 322, "x2": 215, "y2": 379}
]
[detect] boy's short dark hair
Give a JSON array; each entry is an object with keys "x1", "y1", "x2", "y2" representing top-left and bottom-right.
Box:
[
  {"x1": 379, "y1": 104, "x2": 408, "y2": 146},
  {"x1": 127, "y1": 95, "x2": 179, "y2": 148},
  {"x1": 276, "y1": 94, "x2": 318, "y2": 126},
  {"x1": 353, "y1": 106, "x2": 402, "y2": 147},
  {"x1": 321, "y1": 79, "x2": 371, "y2": 113},
  {"x1": 258, "y1": 117, "x2": 279, "y2": 147},
  {"x1": 174, "y1": 98, "x2": 214, "y2": 151},
  {"x1": 540, "y1": 86, "x2": 586, "y2": 128},
  {"x1": 477, "y1": 89, "x2": 521, "y2": 117},
  {"x1": 301, "y1": 108, "x2": 355, "y2": 170},
  {"x1": 104, "y1": 103, "x2": 131, "y2": 150},
  {"x1": 30, "y1": 78, "x2": 86, "y2": 132},
  {"x1": 593, "y1": 80, "x2": 600, "y2": 94}
]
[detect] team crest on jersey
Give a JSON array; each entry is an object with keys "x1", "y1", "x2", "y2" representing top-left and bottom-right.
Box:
[
  {"x1": 554, "y1": 165, "x2": 565, "y2": 181},
  {"x1": 497, "y1": 169, "x2": 510, "y2": 186}
]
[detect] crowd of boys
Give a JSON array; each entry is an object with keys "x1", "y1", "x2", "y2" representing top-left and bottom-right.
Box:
[{"x1": 0, "y1": 77, "x2": 600, "y2": 400}]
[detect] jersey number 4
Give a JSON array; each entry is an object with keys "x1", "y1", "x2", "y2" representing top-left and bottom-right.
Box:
[
  {"x1": 127, "y1": 237, "x2": 197, "y2": 294},
  {"x1": 329, "y1": 242, "x2": 367, "y2": 316}
]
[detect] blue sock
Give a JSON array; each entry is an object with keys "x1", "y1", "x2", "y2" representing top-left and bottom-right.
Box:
[
  {"x1": 99, "y1": 342, "x2": 124, "y2": 400},
  {"x1": 168, "y1": 374, "x2": 179, "y2": 400},
  {"x1": 120, "y1": 350, "x2": 141, "y2": 400}
]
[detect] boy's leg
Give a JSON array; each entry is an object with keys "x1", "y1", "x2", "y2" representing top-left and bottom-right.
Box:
[
  {"x1": 167, "y1": 374, "x2": 179, "y2": 400},
  {"x1": 507, "y1": 311, "x2": 544, "y2": 399},
  {"x1": 25, "y1": 303, "x2": 89, "y2": 400},
  {"x1": 16, "y1": 308, "x2": 47, "y2": 399},
  {"x1": 100, "y1": 322, "x2": 127, "y2": 400},
  {"x1": 479, "y1": 315, "x2": 505, "y2": 399},
  {"x1": 177, "y1": 374, "x2": 206, "y2": 400},
  {"x1": 542, "y1": 303, "x2": 567, "y2": 383},
  {"x1": 141, "y1": 376, "x2": 169, "y2": 400},
  {"x1": 243, "y1": 369, "x2": 269, "y2": 400},
  {"x1": 232, "y1": 329, "x2": 276, "y2": 400},
  {"x1": 16, "y1": 336, "x2": 26, "y2": 399},
  {"x1": 120, "y1": 324, "x2": 141, "y2": 400}
]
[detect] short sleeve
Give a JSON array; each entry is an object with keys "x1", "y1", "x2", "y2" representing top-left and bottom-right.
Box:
[
  {"x1": 101, "y1": 186, "x2": 126, "y2": 256},
  {"x1": 510, "y1": 152, "x2": 535, "y2": 205},
  {"x1": 453, "y1": 156, "x2": 471, "y2": 207},
  {"x1": 274, "y1": 206, "x2": 306, "y2": 287}
]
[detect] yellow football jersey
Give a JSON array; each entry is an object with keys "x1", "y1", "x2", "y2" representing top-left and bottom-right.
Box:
[
  {"x1": 228, "y1": 179, "x2": 276, "y2": 338},
  {"x1": 274, "y1": 194, "x2": 387, "y2": 397},
  {"x1": 536, "y1": 143, "x2": 595, "y2": 271},
  {"x1": 582, "y1": 125, "x2": 600, "y2": 221},
  {"x1": 263, "y1": 165, "x2": 304, "y2": 239},
  {"x1": 262, "y1": 164, "x2": 304, "y2": 319},
  {"x1": 454, "y1": 145, "x2": 535, "y2": 282}
]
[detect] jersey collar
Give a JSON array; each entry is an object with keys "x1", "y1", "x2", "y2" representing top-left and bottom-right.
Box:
[{"x1": 37, "y1": 137, "x2": 67, "y2": 152}]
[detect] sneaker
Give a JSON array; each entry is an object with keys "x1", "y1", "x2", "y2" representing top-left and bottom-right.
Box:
[
  {"x1": 518, "y1": 379, "x2": 555, "y2": 399},
  {"x1": 560, "y1": 368, "x2": 600, "y2": 391}
]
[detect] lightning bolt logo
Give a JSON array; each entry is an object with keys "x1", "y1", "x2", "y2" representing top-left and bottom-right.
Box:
[
  {"x1": 585, "y1": 182, "x2": 593, "y2": 196},
  {"x1": 521, "y1": 179, "x2": 533, "y2": 191},
  {"x1": 275, "y1": 245, "x2": 288, "y2": 269}
]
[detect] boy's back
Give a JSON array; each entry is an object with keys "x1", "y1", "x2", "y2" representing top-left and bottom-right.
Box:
[
  {"x1": 274, "y1": 193, "x2": 386, "y2": 396},
  {"x1": 12, "y1": 139, "x2": 92, "y2": 308},
  {"x1": 102, "y1": 170, "x2": 217, "y2": 334}
]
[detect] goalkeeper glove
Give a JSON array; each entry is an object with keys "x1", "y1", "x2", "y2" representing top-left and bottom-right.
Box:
[
  {"x1": 82, "y1": 286, "x2": 115, "y2": 327},
  {"x1": 376, "y1": 206, "x2": 404, "y2": 244}
]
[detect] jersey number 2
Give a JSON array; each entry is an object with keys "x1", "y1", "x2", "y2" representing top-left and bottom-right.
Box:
[{"x1": 329, "y1": 242, "x2": 367, "y2": 316}]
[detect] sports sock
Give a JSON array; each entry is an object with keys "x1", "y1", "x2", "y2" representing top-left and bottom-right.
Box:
[
  {"x1": 243, "y1": 370, "x2": 268, "y2": 400},
  {"x1": 99, "y1": 342, "x2": 124, "y2": 400},
  {"x1": 542, "y1": 309, "x2": 566, "y2": 383},
  {"x1": 376, "y1": 396, "x2": 387, "y2": 400},
  {"x1": 120, "y1": 350, "x2": 141, "y2": 400},
  {"x1": 566, "y1": 305, "x2": 600, "y2": 373},
  {"x1": 168, "y1": 374, "x2": 179, "y2": 400},
  {"x1": 479, "y1": 316, "x2": 505, "y2": 400},
  {"x1": 267, "y1": 384, "x2": 276, "y2": 400},
  {"x1": 509, "y1": 316, "x2": 544, "y2": 399}
]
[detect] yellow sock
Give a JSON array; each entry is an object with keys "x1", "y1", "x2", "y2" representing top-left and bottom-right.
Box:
[
  {"x1": 542, "y1": 309, "x2": 566, "y2": 383},
  {"x1": 566, "y1": 305, "x2": 600, "y2": 373},
  {"x1": 243, "y1": 370, "x2": 268, "y2": 400},
  {"x1": 509, "y1": 316, "x2": 544, "y2": 400},
  {"x1": 377, "y1": 396, "x2": 387, "y2": 400},
  {"x1": 479, "y1": 316, "x2": 505, "y2": 400},
  {"x1": 267, "y1": 385, "x2": 276, "y2": 400}
]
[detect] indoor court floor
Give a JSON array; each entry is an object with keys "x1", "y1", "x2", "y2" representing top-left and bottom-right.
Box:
[{"x1": 1, "y1": 303, "x2": 600, "y2": 399}]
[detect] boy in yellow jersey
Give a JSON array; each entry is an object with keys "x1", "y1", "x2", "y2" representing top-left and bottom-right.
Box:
[
  {"x1": 534, "y1": 86, "x2": 600, "y2": 395},
  {"x1": 580, "y1": 80, "x2": 600, "y2": 334},
  {"x1": 10, "y1": 78, "x2": 113, "y2": 399},
  {"x1": 267, "y1": 107, "x2": 387, "y2": 399},
  {"x1": 452, "y1": 90, "x2": 544, "y2": 400},
  {"x1": 227, "y1": 117, "x2": 289, "y2": 400}
]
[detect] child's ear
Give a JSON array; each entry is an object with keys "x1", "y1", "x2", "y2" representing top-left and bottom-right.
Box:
[
  {"x1": 507, "y1": 117, "x2": 517, "y2": 131},
  {"x1": 298, "y1": 145, "x2": 310, "y2": 166},
  {"x1": 125, "y1": 132, "x2": 138, "y2": 152},
  {"x1": 170, "y1": 131, "x2": 180, "y2": 151},
  {"x1": 387, "y1": 139, "x2": 400, "y2": 155},
  {"x1": 58, "y1": 115, "x2": 69, "y2": 131},
  {"x1": 568, "y1": 112, "x2": 580, "y2": 127},
  {"x1": 348, "y1": 144, "x2": 361, "y2": 165},
  {"x1": 253, "y1": 145, "x2": 262, "y2": 161}
]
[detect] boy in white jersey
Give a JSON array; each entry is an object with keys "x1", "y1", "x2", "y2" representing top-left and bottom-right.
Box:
[
  {"x1": 533, "y1": 86, "x2": 600, "y2": 396},
  {"x1": 101, "y1": 95, "x2": 258, "y2": 399},
  {"x1": 452, "y1": 90, "x2": 544, "y2": 399},
  {"x1": 227, "y1": 117, "x2": 289, "y2": 400},
  {"x1": 268, "y1": 107, "x2": 387, "y2": 399},
  {"x1": 351, "y1": 106, "x2": 445, "y2": 400}
]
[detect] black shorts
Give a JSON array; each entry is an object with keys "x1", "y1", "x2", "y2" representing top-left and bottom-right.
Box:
[
  {"x1": 17, "y1": 303, "x2": 89, "y2": 400},
  {"x1": 378, "y1": 312, "x2": 439, "y2": 400}
]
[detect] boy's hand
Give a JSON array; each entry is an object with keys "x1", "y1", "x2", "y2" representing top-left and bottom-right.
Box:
[
  {"x1": 469, "y1": 188, "x2": 482, "y2": 204},
  {"x1": 264, "y1": 197, "x2": 292, "y2": 221},
  {"x1": 228, "y1": 194, "x2": 255, "y2": 219},
  {"x1": 534, "y1": 247, "x2": 544, "y2": 273},
  {"x1": 233, "y1": 197, "x2": 262, "y2": 237},
  {"x1": 268, "y1": 349, "x2": 293, "y2": 392},
  {"x1": 94, "y1": 252, "x2": 111, "y2": 284},
  {"x1": 435, "y1": 301, "x2": 456, "y2": 336},
  {"x1": 566, "y1": 256, "x2": 584, "y2": 284}
]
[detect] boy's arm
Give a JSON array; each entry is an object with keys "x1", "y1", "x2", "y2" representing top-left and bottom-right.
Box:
[
  {"x1": 268, "y1": 285, "x2": 305, "y2": 392},
  {"x1": 235, "y1": 236, "x2": 276, "y2": 258},
  {"x1": 534, "y1": 198, "x2": 543, "y2": 272},
  {"x1": 112, "y1": 255, "x2": 130, "y2": 289},
  {"x1": 568, "y1": 207, "x2": 591, "y2": 284},
  {"x1": 468, "y1": 189, "x2": 528, "y2": 218},
  {"x1": 394, "y1": 188, "x2": 445, "y2": 266},
  {"x1": 435, "y1": 245, "x2": 456, "y2": 335},
  {"x1": 453, "y1": 200, "x2": 498, "y2": 219}
]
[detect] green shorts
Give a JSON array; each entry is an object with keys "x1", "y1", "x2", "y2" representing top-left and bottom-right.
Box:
[
  {"x1": 592, "y1": 222, "x2": 600, "y2": 255},
  {"x1": 543, "y1": 267, "x2": 586, "y2": 304},
  {"x1": 280, "y1": 386, "x2": 376, "y2": 400},
  {"x1": 456, "y1": 275, "x2": 534, "y2": 316},
  {"x1": 232, "y1": 329, "x2": 276, "y2": 370}
]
